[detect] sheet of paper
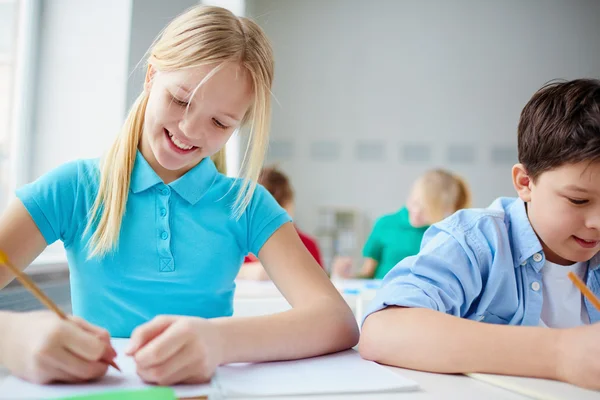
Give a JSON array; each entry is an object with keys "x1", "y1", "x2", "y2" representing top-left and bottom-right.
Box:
[
  {"x1": 0, "y1": 339, "x2": 214, "y2": 399},
  {"x1": 468, "y1": 373, "x2": 600, "y2": 400},
  {"x1": 214, "y1": 349, "x2": 419, "y2": 397}
]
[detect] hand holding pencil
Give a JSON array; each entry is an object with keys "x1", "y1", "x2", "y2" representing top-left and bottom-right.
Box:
[
  {"x1": 0, "y1": 250, "x2": 120, "y2": 384},
  {"x1": 550, "y1": 271, "x2": 600, "y2": 390}
]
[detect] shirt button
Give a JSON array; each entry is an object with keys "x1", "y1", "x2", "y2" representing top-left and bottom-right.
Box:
[
  {"x1": 160, "y1": 208, "x2": 167, "y2": 217},
  {"x1": 161, "y1": 187, "x2": 170, "y2": 195},
  {"x1": 531, "y1": 281, "x2": 541, "y2": 291},
  {"x1": 533, "y1": 253, "x2": 543, "y2": 263},
  {"x1": 161, "y1": 232, "x2": 169, "y2": 240}
]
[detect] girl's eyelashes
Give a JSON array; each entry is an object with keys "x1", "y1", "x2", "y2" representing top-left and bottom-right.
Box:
[
  {"x1": 169, "y1": 92, "x2": 189, "y2": 107},
  {"x1": 168, "y1": 91, "x2": 230, "y2": 130},
  {"x1": 213, "y1": 118, "x2": 228, "y2": 130}
]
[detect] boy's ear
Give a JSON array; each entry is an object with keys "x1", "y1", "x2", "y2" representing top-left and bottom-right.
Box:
[
  {"x1": 144, "y1": 65, "x2": 157, "y2": 93},
  {"x1": 512, "y1": 163, "x2": 532, "y2": 202}
]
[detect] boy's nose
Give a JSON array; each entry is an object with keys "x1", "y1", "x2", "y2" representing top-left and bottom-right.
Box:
[{"x1": 586, "y1": 215, "x2": 600, "y2": 232}]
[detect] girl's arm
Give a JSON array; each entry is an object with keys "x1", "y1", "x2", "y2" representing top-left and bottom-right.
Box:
[
  {"x1": 128, "y1": 223, "x2": 359, "y2": 385},
  {"x1": 214, "y1": 222, "x2": 359, "y2": 363},
  {"x1": 0, "y1": 200, "x2": 117, "y2": 383},
  {"x1": 0, "y1": 199, "x2": 48, "y2": 289}
]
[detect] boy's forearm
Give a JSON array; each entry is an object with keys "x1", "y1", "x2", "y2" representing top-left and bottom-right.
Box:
[
  {"x1": 212, "y1": 301, "x2": 359, "y2": 365},
  {"x1": 359, "y1": 307, "x2": 562, "y2": 380}
]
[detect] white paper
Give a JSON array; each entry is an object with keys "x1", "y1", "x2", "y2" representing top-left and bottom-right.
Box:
[
  {"x1": 214, "y1": 349, "x2": 419, "y2": 397},
  {"x1": 0, "y1": 341, "x2": 419, "y2": 399},
  {"x1": 0, "y1": 339, "x2": 214, "y2": 399}
]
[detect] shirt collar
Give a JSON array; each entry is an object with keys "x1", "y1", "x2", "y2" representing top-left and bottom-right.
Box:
[
  {"x1": 130, "y1": 151, "x2": 162, "y2": 194},
  {"x1": 506, "y1": 198, "x2": 600, "y2": 271},
  {"x1": 588, "y1": 253, "x2": 600, "y2": 271},
  {"x1": 130, "y1": 150, "x2": 218, "y2": 205},
  {"x1": 506, "y1": 198, "x2": 543, "y2": 268}
]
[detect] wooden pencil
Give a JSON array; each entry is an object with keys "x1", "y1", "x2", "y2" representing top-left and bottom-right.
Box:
[
  {"x1": 0, "y1": 250, "x2": 121, "y2": 372},
  {"x1": 568, "y1": 271, "x2": 600, "y2": 311}
]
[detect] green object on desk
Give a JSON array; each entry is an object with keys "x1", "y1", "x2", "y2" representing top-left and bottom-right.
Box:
[{"x1": 59, "y1": 387, "x2": 177, "y2": 400}]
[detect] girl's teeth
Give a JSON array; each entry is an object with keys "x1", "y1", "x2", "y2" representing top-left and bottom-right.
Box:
[{"x1": 168, "y1": 133, "x2": 194, "y2": 150}]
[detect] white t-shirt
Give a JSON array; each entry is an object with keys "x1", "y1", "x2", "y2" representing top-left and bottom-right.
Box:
[{"x1": 539, "y1": 260, "x2": 590, "y2": 328}]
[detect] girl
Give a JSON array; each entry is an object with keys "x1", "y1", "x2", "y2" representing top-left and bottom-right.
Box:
[
  {"x1": 0, "y1": 5, "x2": 358, "y2": 385},
  {"x1": 237, "y1": 166, "x2": 323, "y2": 281},
  {"x1": 333, "y1": 169, "x2": 471, "y2": 279}
]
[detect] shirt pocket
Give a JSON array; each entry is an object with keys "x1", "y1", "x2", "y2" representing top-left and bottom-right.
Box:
[{"x1": 476, "y1": 310, "x2": 510, "y2": 325}]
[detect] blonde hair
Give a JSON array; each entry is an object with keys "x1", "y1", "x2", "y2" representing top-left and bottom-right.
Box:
[
  {"x1": 85, "y1": 5, "x2": 274, "y2": 258},
  {"x1": 416, "y1": 169, "x2": 472, "y2": 224}
]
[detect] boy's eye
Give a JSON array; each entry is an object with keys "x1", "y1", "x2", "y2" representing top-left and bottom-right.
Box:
[
  {"x1": 568, "y1": 198, "x2": 588, "y2": 205},
  {"x1": 213, "y1": 118, "x2": 228, "y2": 130}
]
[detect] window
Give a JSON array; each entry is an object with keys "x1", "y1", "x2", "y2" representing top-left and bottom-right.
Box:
[{"x1": 0, "y1": 0, "x2": 19, "y2": 211}]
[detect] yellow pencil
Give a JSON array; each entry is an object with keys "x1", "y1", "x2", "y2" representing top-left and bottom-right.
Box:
[
  {"x1": 0, "y1": 250, "x2": 121, "y2": 372},
  {"x1": 568, "y1": 271, "x2": 600, "y2": 311}
]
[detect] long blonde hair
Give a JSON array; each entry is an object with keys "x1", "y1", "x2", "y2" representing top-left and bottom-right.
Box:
[
  {"x1": 85, "y1": 6, "x2": 274, "y2": 258},
  {"x1": 417, "y1": 169, "x2": 472, "y2": 224}
]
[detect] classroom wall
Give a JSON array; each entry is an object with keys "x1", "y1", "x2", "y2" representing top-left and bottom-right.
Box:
[
  {"x1": 25, "y1": 0, "x2": 600, "y2": 246},
  {"x1": 245, "y1": 0, "x2": 600, "y2": 236},
  {"x1": 31, "y1": 0, "x2": 132, "y2": 179}
]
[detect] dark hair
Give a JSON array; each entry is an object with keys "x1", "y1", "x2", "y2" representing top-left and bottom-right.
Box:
[
  {"x1": 518, "y1": 79, "x2": 600, "y2": 181},
  {"x1": 258, "y1": 166, "x2": 294, "y2": 207}
]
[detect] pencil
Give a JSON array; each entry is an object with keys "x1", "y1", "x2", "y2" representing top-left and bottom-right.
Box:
[
  {"x1": 568, "y1": 271, "x2": 600, "y2": 311},
  {"x1": 0, "y1": 250, "x2": 121, "y2": 372}
]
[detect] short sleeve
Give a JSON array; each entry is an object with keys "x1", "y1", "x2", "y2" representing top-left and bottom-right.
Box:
[
  {"x1": 15, "y1": 161, "x2": 82, "y2": 246},
  {"x1": 362, "y1": 218, "x2": 384, "y2": 261},
  {"x1": 245, "y1": 184, "x2": 292, "y2": 256},
  {"x1": 361, "y1": 224, "x2": 486, "y2": 323}
]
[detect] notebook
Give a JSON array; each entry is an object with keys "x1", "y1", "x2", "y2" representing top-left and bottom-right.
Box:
[
  {"x1": 0, "y1": 340, "x2": 418, "y2": 399},
  {"x1": 468, "y1": 373, "x2": 600, "y2": 400},
  {"x1": 57, "y1": 387, "x2": 177, "y2": 400},
  {"x1": 214, "y1": 349, "x2": 419, "y2": 397}
]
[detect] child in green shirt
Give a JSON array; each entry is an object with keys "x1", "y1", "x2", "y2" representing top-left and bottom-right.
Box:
[{"x1": 333, "y1": 169, "x2": 471, "y2": 279}]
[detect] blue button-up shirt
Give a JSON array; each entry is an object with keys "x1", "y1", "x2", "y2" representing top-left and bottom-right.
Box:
[
  {"x1": 363, "y1": 197, "x2": 600, "y2": 325},
  {"x1": 17, "y1": 151, "x2": 291, "y2": 337}
]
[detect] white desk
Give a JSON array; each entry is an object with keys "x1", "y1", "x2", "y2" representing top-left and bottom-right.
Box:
[
  {"x1": 233, "y1": 279, "x2": 378, "y2": 321},
  {"x1": 2, "y1": 279, "x2": 598, "y2": 399},
  {"x1": 0, "y1": 363, "x2": 541, "y2": 399}
]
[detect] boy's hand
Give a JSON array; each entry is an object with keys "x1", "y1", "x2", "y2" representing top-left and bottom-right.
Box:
[
  {"x1": 556, "y1": 323, "x2": 600, "y2": 390},
  {"x1": 127, "y1": 315, "x2": 222, "y2": 385},
  {"x1": 0, "y1": 311, "x2": 116, "y2": 384}
]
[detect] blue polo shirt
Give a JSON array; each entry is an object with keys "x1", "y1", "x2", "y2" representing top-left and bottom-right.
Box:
[
  {"x1": 363, "y1": 197, "x2": 600, "y2": 326},
  {"x1": 16, "y1": 151, "x2": 291, "y2": 337}
]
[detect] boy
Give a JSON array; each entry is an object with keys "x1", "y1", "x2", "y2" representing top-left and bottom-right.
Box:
[{"x1": 359, "y1": 79, "x2": 600, "y2": 390}]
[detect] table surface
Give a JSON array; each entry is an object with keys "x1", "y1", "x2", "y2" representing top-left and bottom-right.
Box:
[{"x1": 2, "y1": 279, "x2": 598, "y2": 399}]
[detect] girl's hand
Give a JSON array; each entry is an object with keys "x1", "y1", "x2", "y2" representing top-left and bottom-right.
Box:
[
  {"x1": 0, "y1": 311, "x2": 116, "y2": 384},
  {"x1": 127, "y1": 315, "x2": 223, "y2": 385},
  {"x1": 331, "y1": 256, "x2": 353, "y2": 278}
]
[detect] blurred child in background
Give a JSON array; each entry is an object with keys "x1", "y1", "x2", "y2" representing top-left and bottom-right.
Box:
[
  {"x1": 237, "y1": 166, "x2": 324, "y2": 281},
  {"x1": 333, "y1": 169, "x2": 471, "y2": 280}
]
